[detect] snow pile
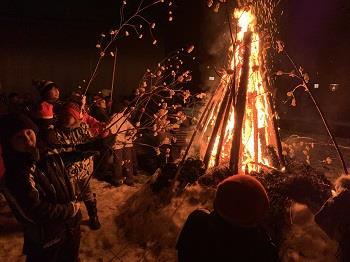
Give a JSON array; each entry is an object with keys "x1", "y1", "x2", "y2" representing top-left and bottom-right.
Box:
[
  {"x1": 115, "y1": 179, "x2": 215, "y2": 261},
  {"x1": 0, "y1": 194, "x2": 24, "y2": 262},
  {"x1": 280, "y1": 202, "x2": 338, "y2": 262},
  {"x1": 0, "y1": 177, "x2": 216, "y2": 262}
]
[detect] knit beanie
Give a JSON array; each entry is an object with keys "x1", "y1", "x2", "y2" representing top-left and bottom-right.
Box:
[
  {"x1": 60, "y1": 102, "x2": 82, "y2": 121},
  {"x1": 214, "y1": 174, "x2": 269, "y2": 227},
  {"x1": 0, "y1": 114, "x2": 38, "y2": 145},
  {"x1": 33, "y1": 80, "x2": 57, "y2": 97}
]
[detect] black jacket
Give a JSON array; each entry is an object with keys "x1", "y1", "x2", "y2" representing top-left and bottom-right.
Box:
[
  {"x1": 315, "y1": 190, "x2": 350, "y2": 262},
  {"x1": 3, "y1": 150, "x2": 80, "y2": 253},
  {"x1": 176, "y1": 209, "x2": 280, "y2": 262},
  {"x1": 90, "y1": 105, "x2": 109, "y2": 123}
]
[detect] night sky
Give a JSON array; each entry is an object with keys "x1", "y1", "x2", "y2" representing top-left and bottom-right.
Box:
[
  {"x1": 279, "y1": 0, "x2": 350, "y2": 85},
  {"x1": 275, "y1": 0, "x2": 350, "y2": 132},
  {"x1": 2, "y1": 0, "x2": 350, "y2": 81},
  {"x1": 1, "y1": 0, "x2": 350, "y2": 127}
]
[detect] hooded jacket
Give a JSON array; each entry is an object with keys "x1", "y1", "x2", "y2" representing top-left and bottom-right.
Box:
[
  {"x1": 315, "y1": 189, "x2": 350, "y2": 262},
  {"x1": 176, "y1": 209, "x2": 279, "y2": 262},
  {"x1": 2, "y1": 150, "x2": 80, "y2": 253}
]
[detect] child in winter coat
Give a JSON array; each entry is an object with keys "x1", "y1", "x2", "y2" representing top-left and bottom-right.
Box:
[
  {"x1": 31, "y1": 80, "x2": 61, "y2": 130},
  {"x1": 315, "y1": 175, "x2": 350, "y2": 262},
  {"x1": 0, "y1": 113, "x2": 81, "y2": 262},
  {"x1": 105, "y1": 106, "x2": 136, "y2": 186},
  {"x1": 47, "y1": 102, "x2": 104, "y2": 230},
  {"x1": 90, "y1": 94, "x2": 110, "y2": 123},
  {"x1": 176, "y1": 174, "x2": 280, "y2": 262}
]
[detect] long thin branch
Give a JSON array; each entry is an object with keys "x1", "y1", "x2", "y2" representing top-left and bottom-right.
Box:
[
  {"x1": 84, "y1": 0, "x2": 164, "y2": 94},
  {"x1": 284, "y1": 51, "x2": 348, "y2": 174}
]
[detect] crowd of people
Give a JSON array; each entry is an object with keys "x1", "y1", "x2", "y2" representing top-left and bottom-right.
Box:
[
  {"x1": 0, "y1": 80, "x2": 349, "y2": 262},
  {"x1": 0, "y1": 80, "x2": 138, "y2": 261}
]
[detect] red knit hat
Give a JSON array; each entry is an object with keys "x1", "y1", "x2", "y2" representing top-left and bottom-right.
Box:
[
  {"x1": 61, "y1": 102, "x2": 82, "y2": 120},
  {"x1": 37, "y1": 101, "x2": 54, "y2": 119},
  {"x1": 214, "y1": 174, "x2": 269, "y2": 227}
]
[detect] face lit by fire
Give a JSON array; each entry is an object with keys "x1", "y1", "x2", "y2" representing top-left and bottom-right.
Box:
[
  {"x1": 97, "y1": 99, "x2": 107, "y2": 109},
  {"x1": 10, "y1": 129, "x2": 37, "y2": 153},
  {"x1": 47, "y1": 87, "x2": 60, "y2": 102}
]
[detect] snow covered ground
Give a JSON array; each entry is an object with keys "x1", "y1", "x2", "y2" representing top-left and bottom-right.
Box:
[
  {"x1": 0, "y1": 175, "x2": 213, "y2": 262},
  {"x1": 1, "y1": 133, "x2": 350, "y2": 261}
]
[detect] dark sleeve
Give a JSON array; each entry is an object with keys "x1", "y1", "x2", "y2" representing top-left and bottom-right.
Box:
[
  {"x1": 47, "y1": 128, "x2": 103, "y2": 153},
  {"x1": 60, "y1": 151, "x2": 96, "y2": 166},
  {"x1": 75, "y1": 138, "x2": 104, "y2": 152},
  {"x1": 315, "y1": 190, "x2": 350, "y2": 239},
  {"x1": 94, "y1": 108, "x2": 109, "y2": 122},
  {"x1": 29, "y1": 195, "x2": 74, "y2": 221},
  {"x1": 8, "y1": 164, "x2": 74, "y2": 222},
  {"x1": 258, "y1": 227, "x2": 280, "y2": 262},
  {"x1": 176, "y1": 209, "x2": 211, "y2": 262},
  {"x1": 314, "y1": 197, "x2": 337, "y2": 238}
]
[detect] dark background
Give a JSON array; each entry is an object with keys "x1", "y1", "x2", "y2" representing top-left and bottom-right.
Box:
[
  {"x1": 276, "y1": 0, "x2": 350, "y2": 135},
  {"x1": 1, "y1": 0, "x2": 350, "y2": 134}
]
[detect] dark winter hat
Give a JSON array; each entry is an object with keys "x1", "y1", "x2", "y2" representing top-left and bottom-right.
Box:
[
  {"x1": 33, "y1": 79, "x2": 58, "y2": 97},
  {"x1": 214, "y1": 174, "x2": 269, "y2": 227},
  {"x1": 0, "y1": 114, "x2": 38, "y2": 144}
]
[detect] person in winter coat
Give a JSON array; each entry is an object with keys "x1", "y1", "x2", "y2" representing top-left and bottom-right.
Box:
[
  {"x1": 71, "y1": 92, "x2": 105, "y2": 137},
  {"x1": 0, "y1": 113, "x2": 81, "y2": 262},
  {"x1": 46, "y1": 102, "x2": 103, "y2": 230},
  {"x1": 315, "y1": 175, "x2": 350, "y2": 262},
  {"x1": 90, "y1": 94, "x2": 110, "y2": 123},
  {"x1": 105, "y1": 106, "x2": 136, "y2": 186},
  {"x1": 176, "y1": 174, "x2": 280, "y2": 262},
  {"x1": 31, "y1": 80, "x2": 62, "y2": 131}
]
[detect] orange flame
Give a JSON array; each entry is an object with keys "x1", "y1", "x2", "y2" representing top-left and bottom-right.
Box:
[{"x1": 199, "y1": 8, "x2": 279, "y2": 173}]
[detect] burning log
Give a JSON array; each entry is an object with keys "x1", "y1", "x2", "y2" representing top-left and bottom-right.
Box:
[
  {"x1": 215, "y1": 79, "x2": 236, "y2": 165},
  {"x1": 203, "y1": 85, "x2": 231, "y2": 168},
  {"x1": 198, "y1": 101, "x2": 215, "y2": 133},
  {"x1": 252, "y1": 92, "x2": 259, "y2": 170},
  {"x1": 267, "y1": 93, "x2": 285, "y2": 167},
  {"x1": 230, "y1": 31, "x2": 252, "y2": 174},
  {"x1": 189, "y1": 9, "x2": 285, "y2": 174}
]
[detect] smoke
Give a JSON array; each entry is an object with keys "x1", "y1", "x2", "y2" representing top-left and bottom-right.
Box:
[{"x1": 197, "y1": 3, "x2": 235, "y2": 92}]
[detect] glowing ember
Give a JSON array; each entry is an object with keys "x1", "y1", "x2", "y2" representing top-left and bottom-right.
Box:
[{"x1": 196, "y1": 8, "x2": 282, "y2": 173}]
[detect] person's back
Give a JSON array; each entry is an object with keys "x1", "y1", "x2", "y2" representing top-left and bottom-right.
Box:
[
  {"x1": 177, "y1": 209, "x2": 278, "y2": 261},
  {"x1": 177, "y1": 174, "x2": 279, "y2": 262},
  {"x1": 315, "y1": 175, "x2": 350, "y2": 262}
]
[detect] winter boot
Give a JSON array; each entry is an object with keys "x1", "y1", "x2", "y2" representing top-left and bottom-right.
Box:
[
  {"x1": 124, "y1": 176, "x2": 135, "y2": 186},
  {"x1": 84, "y1": 197, "x2": 101, "y2": 230}
]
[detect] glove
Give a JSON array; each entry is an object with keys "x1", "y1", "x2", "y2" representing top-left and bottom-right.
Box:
[
  {"x1": 75, "y1": 138, "x2": 104, "y2": 152},
  {"x1": 81, "y1": 95, "x2": 86, "y2": 107},
  {"x1": 70, "y1": 201, "x2": 81, "y2": 217},
  {"x1": 103, "y1": 133, "x2": 117, "y2": 148}
]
